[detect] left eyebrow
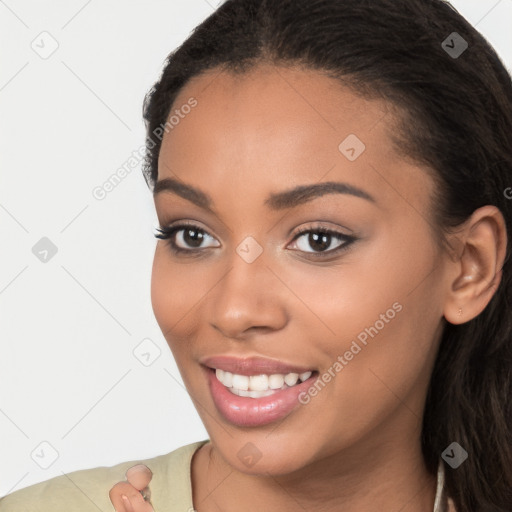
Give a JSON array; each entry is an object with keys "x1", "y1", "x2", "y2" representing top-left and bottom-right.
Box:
[
  {"x1": 264, "y1": 181, "x2": 376, "y2": 210},
  {"x1": 153, "y1": 177, "x2": 376, "y2": 213}
]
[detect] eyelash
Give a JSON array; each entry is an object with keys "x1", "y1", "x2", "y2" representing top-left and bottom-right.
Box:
[{"x1": 154, "y1": 222, "x2": 357, "y2": 258}]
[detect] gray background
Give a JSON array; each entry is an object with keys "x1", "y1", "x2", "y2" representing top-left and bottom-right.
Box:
[{"x1": 1, "y1": 0, "x2": 511, "y2": 497}]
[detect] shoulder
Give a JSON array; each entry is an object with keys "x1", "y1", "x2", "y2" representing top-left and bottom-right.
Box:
[{"x1": 0, "y1": 440, "x2": 209, "y2": 512}]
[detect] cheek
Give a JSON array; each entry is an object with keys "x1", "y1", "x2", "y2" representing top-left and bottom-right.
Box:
[
  {"x1": 150, "y1": 245, "x2": 216, "y2": 349},
  {"x1": 282, "y1": 230, "x2": 424, "y2": 346},
  {"x1": 294, "y1": 229, "x2": 443, "y2": 399},
  {"x1": 150, "y1": 246, "x2": 193, "y2": 341}
]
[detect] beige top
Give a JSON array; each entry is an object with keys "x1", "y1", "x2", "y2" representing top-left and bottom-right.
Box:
[
  {"x1": 435, "y1": 459, "x2": 458, "y2": 512},
  {"x1": 0, "y1": 440, "x2": 209, "y2": 511},
  {"x1": 0, "y1": 439, "x2": 457, "y2": 511}
]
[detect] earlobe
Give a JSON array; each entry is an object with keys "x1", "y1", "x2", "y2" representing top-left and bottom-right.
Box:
[{"x1": 443, "y1": 205, "x2": 507, "y2": 325}]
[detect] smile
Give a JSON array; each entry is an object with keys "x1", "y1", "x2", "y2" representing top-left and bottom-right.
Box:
[{"x1": 214, "y1": 368, "x2": 313, "y2": 398}]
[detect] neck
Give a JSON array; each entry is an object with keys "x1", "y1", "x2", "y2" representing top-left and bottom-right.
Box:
[{"x1": 192, "y1": 427, "x2": 437, "y2": 512}]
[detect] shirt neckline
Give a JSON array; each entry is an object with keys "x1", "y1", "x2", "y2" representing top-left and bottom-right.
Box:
[
  {"x1": 187, "y1": 443, "x2": 451, "y2": 511},
  {"x1": 433, "y1": 459, "x2": 445, "y2": 511}
]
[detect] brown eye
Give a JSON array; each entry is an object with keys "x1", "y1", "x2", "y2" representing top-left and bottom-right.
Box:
[
  {"x1": 177, "y1": 226, "x2": 206, "y2": 248},
  {"x1": 154, "y1": 223, "x2": 220, "y2": 254},
  {"x1": 289, "y1": 228, "x2": 356, "y2": 256}
]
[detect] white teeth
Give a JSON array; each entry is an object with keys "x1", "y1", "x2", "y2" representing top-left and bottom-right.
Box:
[
  {"x1": 231, "y1": 374, "x2": 249, "y2": 391},
  {"x1": 223, "y1": 371, "x2": 233, "y2": 387},
  {"x1": 231, "y1": 388, "x2": 276, "y2": 398},
  {"x1": 268, "y1": 374, "x2": 284, "y2": 389},
  {"x1": 299, "y1": 371, "x2": 312, "y2": 382},
  {"x1": 284, "y1": 373, "x2": 299, "y2": 386},
  {"x1": 249, "y1": 374, "x2": 269, "y2": 391},
  {"x1": 214, "y1": 368, "x2": 314, "y2": 397}
]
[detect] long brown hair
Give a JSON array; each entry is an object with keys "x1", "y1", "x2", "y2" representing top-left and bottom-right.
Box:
[{"x1": 142, "y1": 1, "x2": 512, "y2": 509}]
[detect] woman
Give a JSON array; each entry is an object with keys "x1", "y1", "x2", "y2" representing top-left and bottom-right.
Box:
[{"x1": 2, "y1": 0, "x2": 511, "y2": 511}]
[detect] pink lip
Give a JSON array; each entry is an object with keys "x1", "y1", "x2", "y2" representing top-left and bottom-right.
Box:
[
  {"x1": 203, "y1": 366, "x2": 317, "y2": 427},
  {"x1": 200, "y1": 355, "x2": 315, "y2": 376}
]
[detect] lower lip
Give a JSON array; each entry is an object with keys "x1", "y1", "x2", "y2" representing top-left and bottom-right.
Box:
[{"x1": 205, "y1": 367, "x2": 317, "y2": 427}]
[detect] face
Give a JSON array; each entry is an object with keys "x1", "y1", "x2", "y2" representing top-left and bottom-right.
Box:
[{"x1": 151, "y1": 64, "x2": 450, "y2": 476}]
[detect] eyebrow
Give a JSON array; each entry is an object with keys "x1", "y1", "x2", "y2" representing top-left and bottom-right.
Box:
[{"x1": 153, "y1": 177, "x2": 376, "y2": 213}]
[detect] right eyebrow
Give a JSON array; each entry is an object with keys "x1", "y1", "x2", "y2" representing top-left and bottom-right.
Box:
[{"x1": 153, "y1": 177, "x2": 376, "y2": 214}]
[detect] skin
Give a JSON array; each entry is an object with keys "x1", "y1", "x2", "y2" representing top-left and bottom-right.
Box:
[
  {"x1": 109, "y1": 464, "x2": 153, "y2": 512},
  {"x1": 110, "y1": 64, "x2": 507, "y2": 511}
]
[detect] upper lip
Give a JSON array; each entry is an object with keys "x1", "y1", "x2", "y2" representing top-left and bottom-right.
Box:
[{"x1": 200, "y1": 355, "x2": 315, "y2": 376}]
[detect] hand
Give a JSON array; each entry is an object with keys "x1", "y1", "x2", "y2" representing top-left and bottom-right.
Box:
[{"x1": 109, "y1": 464, "x2": 154, "y2": 512}]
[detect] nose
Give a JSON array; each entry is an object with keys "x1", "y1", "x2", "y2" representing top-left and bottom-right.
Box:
[{"x1": 209, "y1": 247, "x2": 288, "y2": 340}]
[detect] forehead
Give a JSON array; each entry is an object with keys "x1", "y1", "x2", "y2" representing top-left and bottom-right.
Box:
[
  {"x1": 161, "y1": 63, "x2": 392, "y2": 165},
  {"x1": 157, "y1": 64, "x2": 433, "y2": 218}
]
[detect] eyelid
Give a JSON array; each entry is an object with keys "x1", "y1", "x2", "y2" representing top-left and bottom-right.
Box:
[
  {"x1": 288, "y1": 225, "x2": 356, "y2": 254},
  {"x1": 155, "y1": 220, "x2": 358, "y2": 257},
  {"x1": 155, "y1": 221, "x2": 220, "y2": 251}
]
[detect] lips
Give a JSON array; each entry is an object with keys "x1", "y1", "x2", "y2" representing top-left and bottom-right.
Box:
[
  {"x1": 199, "y1": 354, "x2": 318, "y2": 427},
  {"x1": 204, "y1": 366, "x2": 317, "y2": 427},
  {"x1": 200, "y1": 355, "x2": 315, "y2": 376}
]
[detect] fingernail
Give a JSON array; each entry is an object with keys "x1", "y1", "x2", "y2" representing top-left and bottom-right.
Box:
[{"x1": 122, "y1": 494, "x2": 129, "y2": 501}]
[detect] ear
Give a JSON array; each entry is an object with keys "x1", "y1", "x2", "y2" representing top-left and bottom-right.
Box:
[{"x1": 443, "y1": 205, "x2": 508, "y2": 325}]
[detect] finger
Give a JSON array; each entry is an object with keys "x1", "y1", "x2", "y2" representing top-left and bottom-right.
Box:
[
  {"x1": 110, "y1": 492, "x2": 129, "y2": 512},
  {"x1": 109, "y1": 481, "x2": 132, "y2": 511},
  {"x1": 121, "y1": 495, "x2": 135, "y2": 512},
  {"x1": 109, "y1": 481, "x2": 154, "y2": 512},
  {"x1": 121, "y1": 488, "x2": 155, "y2": 512},
  {"x1": 125, "y1": 464, "x2": 153, "y2": 491}
]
